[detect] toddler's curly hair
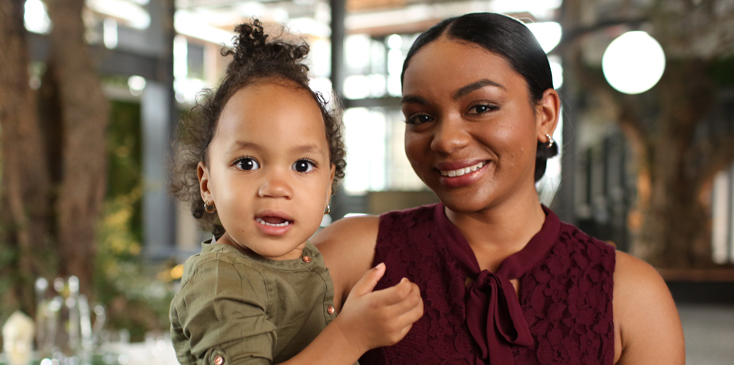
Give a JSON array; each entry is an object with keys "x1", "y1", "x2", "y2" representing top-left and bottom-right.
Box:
[{"x1": 169, "y1": 19, "x2": 346, "y2": 236}]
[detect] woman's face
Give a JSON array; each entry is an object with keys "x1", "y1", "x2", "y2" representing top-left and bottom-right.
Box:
[{"x1": 401, "y1": 38, "x2": 558, "y2": 213}]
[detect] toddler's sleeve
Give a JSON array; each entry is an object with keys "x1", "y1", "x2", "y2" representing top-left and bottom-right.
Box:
[{"x1": 177, "y1": 259, "x2": 277, "y2": 365}]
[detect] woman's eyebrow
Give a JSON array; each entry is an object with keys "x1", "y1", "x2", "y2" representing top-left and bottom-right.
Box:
[
  {"x1": 453, "y1": 79, "x2": 505, "y2": 100},
  {"x1": 401, "y1": 95, "x2": 429, "y2": 105}
]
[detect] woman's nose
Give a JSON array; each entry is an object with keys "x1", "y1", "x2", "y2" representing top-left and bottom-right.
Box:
[
  {"x1": 429, "y1": 117, "x2": 470, "y2": 154},
  {"x1": 257, "y1": 170, "x2": 293, "y2": 199}
]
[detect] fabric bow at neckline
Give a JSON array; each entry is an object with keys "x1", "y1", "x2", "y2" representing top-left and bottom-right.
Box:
[
  {"x1": 434, "y1": 203, "x2": 561, "y2": 364},
  {"x1": 465, "y1": 270, "x2": 532, "y2": 361}
]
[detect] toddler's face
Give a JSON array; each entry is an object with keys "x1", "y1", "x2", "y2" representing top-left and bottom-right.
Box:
[{"x1": 200, "y1": 79, "x2": 334, "y2": 260}]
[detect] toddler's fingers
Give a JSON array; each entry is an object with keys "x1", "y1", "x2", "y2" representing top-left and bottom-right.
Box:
[
  {"x1": 350, "y1": 262, "x2": 386, "y2": 297},
  {"x1": 369, "y1": 277, "x2": 414, "y2": 305},
  {"x1": 388, "y1": 323, "x2": 415, "y2": 345},
  {"x1": 386, "y1": 283, "x2": 423, "y2": 315},
  {"x1": 399, "y1": 296, "x2": 424, "y2": 325},
  {"x1": 387, "y1": 291, "x2": 423, "y2": 327}
]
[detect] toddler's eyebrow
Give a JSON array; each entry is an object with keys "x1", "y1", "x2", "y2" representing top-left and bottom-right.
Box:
[
  {"x1": 291, "y1": 144, "x2": 322, "y2": 154},
  {"x1": 228, "y1": 141, "x2": 322, "y2": 154},
  {"x1": 229, "y1": 141, "x2": 262, "y2": 153}
]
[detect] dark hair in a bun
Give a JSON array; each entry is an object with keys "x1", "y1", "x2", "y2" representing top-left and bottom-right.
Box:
[{"x1": 169, "y1": 19, "x2": 346, "y2": 236}]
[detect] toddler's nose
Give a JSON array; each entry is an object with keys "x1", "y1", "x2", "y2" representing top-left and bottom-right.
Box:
[{"x1": 257, "y1": 171, "x2": 293, "y2": 199}]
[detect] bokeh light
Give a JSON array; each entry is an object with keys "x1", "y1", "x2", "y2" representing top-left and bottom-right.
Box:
[
  {"x1": 602, "y1": 31, "x2": 666, "y2": 95},
  {"x1": 525, "y1": 22, "x2": 562, "y2": 53}
]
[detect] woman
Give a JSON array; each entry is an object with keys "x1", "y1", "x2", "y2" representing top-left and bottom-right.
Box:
[{"x1": 313, "y1": 12, "x2": 684, "y2": 364}]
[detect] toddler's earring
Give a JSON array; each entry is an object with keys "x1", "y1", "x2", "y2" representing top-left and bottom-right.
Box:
[
  {"x1": 204, "y1": 201, "x2": 216, "y2": 214},
  {"x1": 324, "y1": 204, "x2": 330, "y2": 215},
  {"x1": 545, "y1": 134, "x2": 555, "y2": 149}
]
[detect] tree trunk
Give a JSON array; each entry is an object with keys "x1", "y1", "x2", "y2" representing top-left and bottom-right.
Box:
[
  {"x1": 0, "y1": 0, "x2": 52, "y2": 314},
  {"x1": 632, "y1": 61, "x2": 715, "y2": 268},
  {"x1": 559, "y1": 0, "x2": 732, "y2": 268},
  {"x1": 46, "y1": 0, "x2": 110, "y2": 296},
  {"x1": 568, "y1": 59, "x2": 718, "y2": 268}
]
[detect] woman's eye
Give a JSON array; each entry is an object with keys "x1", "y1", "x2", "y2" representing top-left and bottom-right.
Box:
[
  {"x1": 468, "y1": 104, "x2": 497, "y2": 115},
  {"x1": 405, "y1": 114, "x2": 433, "y2": 125},
  {"x1": 236, "y1": 157, "x2": 260, "y2": 171},
  {"x1": 293, "y1": 159, "x2": 315, "y2": 173}
]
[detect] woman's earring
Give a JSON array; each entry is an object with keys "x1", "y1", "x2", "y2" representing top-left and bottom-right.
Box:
[
  {"x1": 324, "y1": 204, "x2": 330, "y2": 215},
  {"x1": 204, "y1": 201, "x2": 216, "y2": 214},
  {"x1": 545, "y1": 134, "x2": 555, "y2": 149}
]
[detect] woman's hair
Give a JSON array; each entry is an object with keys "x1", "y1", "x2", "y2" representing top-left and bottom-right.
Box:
[
  {"x1": 170, "y1": 20, "x2": 347, "y2": 235},
  {"x1": 401, "y1": 12, "x2": 558, "y2": 182}
]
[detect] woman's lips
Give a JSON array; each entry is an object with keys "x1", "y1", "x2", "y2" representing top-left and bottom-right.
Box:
[
  {"x1": 435, "y1": 160, "x2": 489, "y2": 188},
  {"x1": 438, "y1": 161, "x2": 486, "y2": 177}
]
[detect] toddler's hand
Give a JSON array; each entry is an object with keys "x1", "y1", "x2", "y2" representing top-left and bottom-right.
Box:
[{"x1": 333, "y1": 263, "x2": 424, "y2": 354}]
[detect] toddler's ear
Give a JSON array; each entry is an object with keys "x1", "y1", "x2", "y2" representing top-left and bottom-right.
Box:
[
  {"x1": 197, "y1": 161, "x2": 213, "y2": 203},
  {"x1": 327, "y1": 164, "x2": 336, "y2": 195},
  {"x1": 330, "y1": 164, "x2": 336, "y2": 181}
]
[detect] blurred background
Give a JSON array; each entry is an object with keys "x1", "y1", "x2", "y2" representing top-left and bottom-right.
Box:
[{"x1": 0, "y1": 0, "x2": 732, "y2": 364}]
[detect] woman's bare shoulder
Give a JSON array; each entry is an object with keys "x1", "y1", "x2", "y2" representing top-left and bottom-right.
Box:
[
  {"x1": 312, "y1": 215, "x2": 380, "y2": 308},
  {"x1": 313, "y1": 215, "x2": 380, "y2": 261},
  {"x1": 612, "y1": 251, "x2": 685, "y2": 364}
]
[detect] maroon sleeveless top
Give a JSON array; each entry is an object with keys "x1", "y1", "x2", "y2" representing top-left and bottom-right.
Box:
[{"x1": 360, "y1": 203, "x2": 615, "y2": 365}]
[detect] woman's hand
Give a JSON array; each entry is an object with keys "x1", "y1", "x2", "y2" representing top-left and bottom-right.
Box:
[{"x1": 332, "y1": 263, "x2": 424, "y2": 354}]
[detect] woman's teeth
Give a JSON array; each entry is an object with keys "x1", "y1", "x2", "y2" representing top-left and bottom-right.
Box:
[
  {"x1": 256, "y1": 218, "x2": 291, "y2": 227},
  {"x1": 440, "y1": 161, "x2": 486, "y2": 177}
]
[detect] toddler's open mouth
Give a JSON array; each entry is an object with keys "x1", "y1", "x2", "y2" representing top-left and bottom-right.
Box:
[
  {"x1": 256, "y1": 217, "x2": 292, "y2": 227},
  {"x1": 255, "y1": 210, "x2": 294, "y2": 231}
]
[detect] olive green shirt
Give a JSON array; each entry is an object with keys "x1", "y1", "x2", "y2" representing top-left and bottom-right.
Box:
[{"x1": 170, "y1": 239, "x2": 337, "y2": 365}]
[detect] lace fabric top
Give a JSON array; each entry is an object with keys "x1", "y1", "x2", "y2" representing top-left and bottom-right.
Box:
[{"x1": 360, "y1": 203, "x2": 615, "y2": 365}]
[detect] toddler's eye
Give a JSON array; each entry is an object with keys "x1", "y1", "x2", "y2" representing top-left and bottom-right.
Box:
[
  {"x1": 293, "y1": 159, "x2": 315, "y2": 173},
  {"x1": 236, "y1": 157, "x2": 260, "y2": 171}
]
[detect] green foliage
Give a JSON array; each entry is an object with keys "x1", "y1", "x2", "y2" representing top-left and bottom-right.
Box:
[
  {"x1": 709, "y1": 56, "x2": 734, "y2": 86},
  {"x1": 0, "y1": 240, "x2": 20, "y2": 317},
  {"x1": 106, "y1": 100, "x2": 143, "y2": 243},
  {"x1": 94, "y1": 187, "x2": 175, "y2": 341},
  {"x1": 91, "y1": 100, "x2": 174, "y2": 342}
]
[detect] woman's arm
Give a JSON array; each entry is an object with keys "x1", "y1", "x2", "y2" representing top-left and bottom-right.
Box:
[
  {"x1": 312, "y1": 215, "x2": 381, "y2": 310},
  {"x1": 613, "y1": 251, "x2": 685, "y2": 364}
]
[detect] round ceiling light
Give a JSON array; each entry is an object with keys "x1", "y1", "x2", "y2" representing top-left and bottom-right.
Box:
[{"x1": 602, "y1": 31, "x2": 666, "y2": 95}]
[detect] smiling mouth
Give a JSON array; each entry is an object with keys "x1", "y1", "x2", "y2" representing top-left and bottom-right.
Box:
[
  {"x1": 439, "y1": 161, "x2": 486, "y2": 177},
  {"x1": 256, "y1": 217, "x2": 292, "y2": 227}
]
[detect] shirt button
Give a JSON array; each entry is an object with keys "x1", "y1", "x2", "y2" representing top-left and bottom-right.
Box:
[
  {"x1": 327, "y1": 305, "x2": 335, "y2": 315},
  {"x1": 214, "y1": 355, "x2": 224, "y2": 365},
  {"x1": 302, "y1": 256, "x2": 312, "y2": 263}
]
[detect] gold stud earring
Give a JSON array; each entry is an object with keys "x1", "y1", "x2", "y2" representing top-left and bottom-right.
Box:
[{"x1": 204, "y1": 201, "x2": 216, "y2": 214}]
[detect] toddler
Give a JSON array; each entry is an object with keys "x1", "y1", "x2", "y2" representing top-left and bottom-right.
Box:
[{"x1": 168, "y1": 20, "x2": 423, "y2": 365}]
